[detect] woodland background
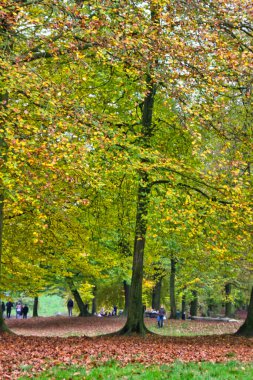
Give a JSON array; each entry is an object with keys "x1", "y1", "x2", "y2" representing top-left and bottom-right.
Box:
[{"x1": 0, "y1": 0, "x2": 253, "y2": 337}]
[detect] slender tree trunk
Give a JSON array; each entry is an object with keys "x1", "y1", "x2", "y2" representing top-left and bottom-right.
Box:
[
  {"x1": 33, "y1": 296, "x2": 39, "y2": 317},
  {"x1": 72, "y1": 289, "x2": 90, "y2": 317},
  {"x1": 170, "y1": 258, "x2": 177, "y2": 319},
  {"x1": 181, "y1": 294, "x2": 186, "y2": 319},
  {"x1": 123, "y1": 280, "x2": 130, "y2": 316},
  {"x1": 225, "y1": 283, "x2": 233, "y2": 318},
  {"x1": 190, "y1": 290, "x2": 198, "y2": 317},
  {"x1": 152, "y1": 276, "x2": 162, "y2": 310},
  {"x1": 236, "y1": 286, "x2": 253, "y2": 337}
]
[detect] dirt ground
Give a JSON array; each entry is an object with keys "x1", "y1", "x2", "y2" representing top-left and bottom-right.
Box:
[{"x1": 5, "y1": 315, "x2": 241, "y2": 337}]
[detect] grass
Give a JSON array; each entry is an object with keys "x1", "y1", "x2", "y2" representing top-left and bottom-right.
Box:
[
  {"x1": 19, "y1": 361, "x2": 253, "y2": 379},
  {"x1": 38, "y1": 295, "x2": 68, "y2": 317},
  {"x1": 148, "y1": 319, "x2": 235, "y2": 336}
]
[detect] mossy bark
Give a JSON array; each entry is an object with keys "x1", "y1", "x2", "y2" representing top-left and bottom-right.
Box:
[
  {"x1": 170, "y1": 258, "x2": 177, "y2": 319},
  {"x1": 236, "y1": 286, "x2": 253, "y2": 337},
  {"x1": 0, "y1": 194, "x2": 11, "y2": 333},
  {"x1": 91, "y1": 286, "x2": 97, "y2": 315},
  {"x1": 225, "y1": 283, "x2": 233, "y2": 318},
  {"x1": 33, "y1": 296, "x2": 39, "y2": 317},
  {"x1": 123, "y1": 280, "x2": 130, "y2": 316},
  {"x1": 119, "y1": 174, "x2": 151, "y2": 335},
  {"x1": 152, "y1": 276, "x2": 162, "y2": 311},
  {"x1": 190, "y1": 290, "x2": 198, "y2": 317}
]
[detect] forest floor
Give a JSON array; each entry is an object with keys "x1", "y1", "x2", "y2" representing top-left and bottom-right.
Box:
[{"x1": 0, "y1": 317, "x2": 252, "y2": 379}]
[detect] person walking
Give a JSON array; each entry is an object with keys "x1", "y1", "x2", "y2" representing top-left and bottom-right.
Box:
[
  {"x1": 6, "y1": 300, "x2": 13, "y2": 318},
  {"x1": 158, "y1": 305, "x2": 166, "y2": 328},
  {"x1": 22, "y1": 304, "x2": 29, "y2": 319},
  {"x1": 16, "y1": 302, "x2": 22, "y2": 319},
  {"x1": 67, "y1": 298, "x2": 74, "y2": 316}
]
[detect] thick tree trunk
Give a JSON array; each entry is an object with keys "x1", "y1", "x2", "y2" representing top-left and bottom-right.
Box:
[
  {"x1": 190, "y1": 290, "x2": 198, "y2": 317},
  {"x1": 123, "y1": 280, "x2": 130, "y2": 316},
  {"x1": 170, "y1": 258, "x2": 177, "y2": 319},
  {"x1": 236, "y1": 286, "x2": 253, "y2": 337},
  {"x1": 0, "y1": 194, "x2": 9, "y2": 333},
  {"x1": 152, "y1": 276, "x2": 162, "y2": 311},
  {"x1": 92, "y1": 286, "x2": 97, "y2": 315},
  {"x1": 225, "y1": 283, "x2": 233, "y2": 318},
  {"x1": 33, "y1": 296, "x2": 39, "y2": 317},
  {"x1": 119, "y1": 172, "x2": 151, "y2": 335},
  {"x1": 72, "y1": 289, "x2": 90, "y2": 317},
  {"x1": 119, "y1": 70, "x2": 156, "y2": 335},
  {"x1": 0, "y1": 90, "x2": 10, "y2": 333}
]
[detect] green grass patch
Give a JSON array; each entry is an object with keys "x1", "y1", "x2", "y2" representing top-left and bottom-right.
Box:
[
  {"x1": 148, "y1": 320, "x2": 234, "y2": 336},
  {"x1": 38, "y1": 295, "x2": 67, "y2": 317},
  {"x1": 149, "y1": 320, "x2": 196, "y2": 336},
  {"x1": 19, "y1": 360, "x2": 253, "y2": 379}
]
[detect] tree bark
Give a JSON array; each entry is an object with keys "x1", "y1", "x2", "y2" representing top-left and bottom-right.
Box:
[
  {"x1": 120, "y1": 173, "x2": 151, "y2": 334},
  {"x1": 123, "y1": 280, "x2": 130, "y2": 316},
  {"x1": 72, "y1": 288, "x2": 90, "y2": 317},
  {"x1": 170, "y1": 258, "x2": 177, "y2": 319},
  {"x1": 225, "y1": 283, "x2": 233, "y2": 318},
  {"x1": 92, "y1": 286, "x2": 97, "y2": 315},
  {"x1": 33, "y1": 296, "x2": 39, "y2": 317},
  {"x1": 152, "y1": 276, "x2": 162, "y2": 311},
  {"x1": 190, "y1": 290, "x2": 198, "y2": 317},
  {"x1": 0, "y1": 194, "x2": 9, "y2": 333},
  {"x1": 0, "y1": 90, "x2": 10, "y2": 333},
  {"x1": 236, "y1": 286, "x2": 253, "y2": 337},
  {"x1": 119, "y1": 70, "x2": 156, "y2": 335},
  {"x1": 181, "y1": 293, "x2": 186, "y2": 319}
]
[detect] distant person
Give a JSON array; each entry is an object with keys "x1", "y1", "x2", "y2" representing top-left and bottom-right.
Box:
[
  {"x1": 158, "y1": 305, "x2": 166, "y2": 328},
  {"x1": 112, "y1": 305, "x2": 117, "y2": 316},
  {"x1": 67, "y1": 298, "x2": 74, "y2": 316},
  {"x1": 6, "y1": 300, "x2": 13, "y2": 318},
  {"x1": 1, "y1": 301, "x2": 5, "y2": 317},
  {"x1": 22, "y1": 304, "x2": 29, "y2": 319},
  {"x1": 16, "y1": 302, "x2": 22, "y2": 319}
]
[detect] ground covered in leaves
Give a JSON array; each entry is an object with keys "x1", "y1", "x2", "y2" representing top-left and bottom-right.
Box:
[{"x1": 0, "y1": 317, "x2": 252, "y2": 379}]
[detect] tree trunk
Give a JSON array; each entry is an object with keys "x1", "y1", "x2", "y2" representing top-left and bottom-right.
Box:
[
  {"x1": 225, "y1": 283, "x2": 233, "y2": 318},
  {"x1": 72, "y1": 289, "x2": 90, "y2": 317},
  {"x1": 181, "y1": 294, "x2": 186, "y2": 319},
  {"x1": 152, "y1": 276, "x2": 162, "y2": 311},
  {"x1": 0, "y1": 90, "x2": 10, "y2": 333},
  {"x1": 33, "y1": 296, "x2": 39, "y2": 317},
  {"x1": 119, "y1": 69, "x2": 156, "y2": 335},
  {"x1": 123, "y1": 280, "x2": 130, "y2": 316},
  {"x1": 92, "y1": 286, "x2": 97, "y2": 315},
  {"x1": 190, "y1": 290, "x2": 198, "y2": 317},
  {"x1": 120, "y1": 173, "x2": 151, "y2": 334},
  {"x1": 0, "y1": 194, "x2": 9, "y2": 333},
  {"x1": 170, "y1": 258, "x2": 177, "y2": 319},
  {"x1": 236, "y1": 286, "x2": 253, "y2": 337}
]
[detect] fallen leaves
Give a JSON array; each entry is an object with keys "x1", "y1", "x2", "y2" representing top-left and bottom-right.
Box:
[{"x1": 0, "y1": 317, "x2": 252, "y2": 379}]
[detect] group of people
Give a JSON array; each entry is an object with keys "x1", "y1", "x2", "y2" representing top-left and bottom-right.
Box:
[
  {"x1": 1, "y1": 301, "x2": 29, "y2": 319},
  {"x1": 97, "y1": 305, "x2": 118, "y2": 317}
]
